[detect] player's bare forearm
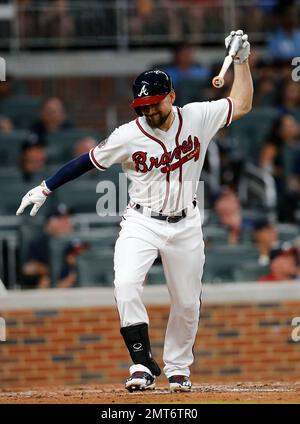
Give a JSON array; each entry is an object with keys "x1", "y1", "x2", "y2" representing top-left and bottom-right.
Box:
[{"x1": 230, "y1": 62, "x2": 253, "y2": 121}]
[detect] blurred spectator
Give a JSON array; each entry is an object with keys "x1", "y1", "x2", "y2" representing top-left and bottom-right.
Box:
[
  {"x1": 31, "y1": 97, "x2": 74, "y2": 144},
  {"x1": 22, "y1": 204, "x2": 74, "y2": 289},
  {"x1": 213, "y1": 188, "x2": 242, "y2": 245},
  {"x1": 260, "y1": 114, "x2": 299, "y2": 176},
  {"x1": 157, "y1": 42, "x2": 209, "y2": 105},
  {"x1": 260, "y1": 114, "x2": 299, "y2": 172},
  {"x1": 73, "y1": 136, "x2": 97, "y2": 158},
  {"x1": 266, "y1": 4, "x2": 300, "y2": 60},
  {"x1": 275, "y1": 80, "x2": 300, "y2": 115},
  {"x1": 0, "y1": 115, "x2": 14, "y2": 133},
  {"x1": 72, "y1": 136, "x2": 98, "y2": 179},
  {"x1": 0, "y1": 75, "x2": 15, "y2": 101},
  {"x1": 240, "y1": 0, "x2": 277, "y2": 34},
  {"x1": 274, "y1": 59, "x2": 296, "y2": 84},
  {"x1": 131, "y1": 0, "x2": 154, "y2": 32},
  {"x1": 291, "y1": 153, "x2": 300, "y2": 189},
  {"x1": 252, "y1": 58, "x2": 277, "y2": 107},
  {"x1": 174, "y1": 0, "x2": 219, "y2": 42},
  {"x1": 205, "y1": 127, "x2": 244, "y2": 194},
  {"x1": 202, "y1": 128, "x2": 244, "y2": 207},
  {"x1": 57, "y1": 240, "x2": 89, "y2": 288},
  {"x1": 161, "y1": 42, "x2": 209, "y2": 86},
  {"x1": 292, "y1": 236, "x2": 300, "y2": 276},
  {"x1": 259, "y1": 113, "x2": 300, "y2": 220},
  {"x1": 19, "y1": 134, "x2": 47, "y2": 183},
  {"x1": 252, "y1": 219, "x2": 279, "y2": 266},
  {"x1": 130, "y1": 0, "x2": 170, "y2": 42},
  {"x1": 38, "y1": 0, "x2": 74, "y2": 48},
  {"x1": 258, "y1": 243, "x2": 299, "y2": 282},
  {"x1": 135, "y1": 0, "x2": 154, "y2": 17},
  {"x1": 0, "y1": 73, "x2": 26, "y2": 101}
]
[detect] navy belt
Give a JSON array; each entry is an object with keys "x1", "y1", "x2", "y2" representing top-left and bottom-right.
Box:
[{"x1": 133, "y1": 200, "x2": 197, "y2": 223}]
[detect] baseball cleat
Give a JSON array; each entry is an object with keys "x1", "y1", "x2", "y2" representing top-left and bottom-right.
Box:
[
  {"x1": 125, "y1": 371, "x2": 156, "y2": 392},
  {"x1": 168, "y1": 375, "x2": 192, "y2": 392}
]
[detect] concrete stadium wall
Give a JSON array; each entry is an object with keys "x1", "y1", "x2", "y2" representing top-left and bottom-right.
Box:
[
  {"x1": 4, "y1": 49, "x2": 226, "y2": 77},
  {"x1": 0, "y1": 283, "x2": 300, "y2": 388}
]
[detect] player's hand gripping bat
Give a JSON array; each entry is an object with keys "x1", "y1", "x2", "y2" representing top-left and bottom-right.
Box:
[{"x1": 212, "y1": 34, "x2": 243, "y2": 89}]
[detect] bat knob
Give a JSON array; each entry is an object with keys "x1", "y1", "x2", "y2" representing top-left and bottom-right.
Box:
[{"x1": 212, "y1": 76, "x2": 224, "y2": 88}]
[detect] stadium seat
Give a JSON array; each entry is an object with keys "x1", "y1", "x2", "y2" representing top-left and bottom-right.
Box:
[
  {"x1": 0, "y1": 95, "x2": 41, "y2": 129},
  {"x1": 0, "y1": 228, "x2": 19, "y2": 289},
  {"x1": 18, "y1": 218, "x2": 45, "y2": 265},
  {"x1": 242, "y1": 209, "x2": 270, "y2": 223},
  {"x1": 72, "y1": 213, "x2": 122, "y2": 230},
  {"x1": 277, "y1": 223, "x2": 300, "y2": 242},
  {"x1": 0, "y1": 173, "x2": 58, "y2": 215},
  {"x1": 77, "y1": 250, "x2": 114, "y2": 287},
  {"x1": 292, "y1": 109, "x2": 300, "y2": 124},
  {"x1": 56, "y1": 166, "x2": 126, "y2": 214},
  {"x1": 202, "y1": 225, "x2": 228, "y2": 245},
  {"x1": 0, "y1": 182, "x2": 34, "y2": 215},
  {"x1": 146, "y1": 265, "x2": 166, "y2": 285},
  {"x1": 233, "y1": 262, "x2": 269, "y2": 282},
  {"x1": 56, "y1": 178, "x2": 103, "y2": 213},
  {"x1": 282, "y1": 144, "x2": 300, "y2": 178},
  {"x1": 203, "y1": 244, "x2": 259, "y2": 283},
  {"x1": 78, "y1": 253, "x2": 166, "y2": 287},
  {"x1": 0, "y1": 166, "x2": 23, "y2": 181},
  {"x1": 49, "y1": 228, "x2": 119, "y2": 286},
  {"x1": 46, "y1": 128, "x2": 100, "y2": 162},
  {"x1": 229, "y1": 107, "x2": 279, "y2": 163},
  {"x1": 175, "y1": 78, "x2": 209, "y2": 106},
  {"x1": 0, "y1": 131, "x2": 30, "y2": 165}
]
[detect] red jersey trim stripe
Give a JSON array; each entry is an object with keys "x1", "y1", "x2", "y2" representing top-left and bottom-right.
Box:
[
  {"x1": 225, "y1": 97, "x2": 234, "y2": 127},
  {"x1": 89, "y1": 148, "x2": 107, "y2": 171},
  {"x1": 135, "y1": 118, "x2": 168, "y2": 152}
]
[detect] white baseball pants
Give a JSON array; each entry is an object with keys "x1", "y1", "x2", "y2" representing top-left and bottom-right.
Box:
[{"x1": 113, "y1": 204, "x2": 204, "y2": 378}]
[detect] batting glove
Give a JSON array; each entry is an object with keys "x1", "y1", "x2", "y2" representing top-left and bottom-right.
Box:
[
  {"x1": 16, "y1": 180, "x2": 51, "y2": 217},
  {"x1": 225, "y1": 29, "x2": 250, "y2": 64}
]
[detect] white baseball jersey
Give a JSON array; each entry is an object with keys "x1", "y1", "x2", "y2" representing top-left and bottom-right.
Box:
[{"x1": 89, "y1": 98, "x2": 233, "y2": 214}]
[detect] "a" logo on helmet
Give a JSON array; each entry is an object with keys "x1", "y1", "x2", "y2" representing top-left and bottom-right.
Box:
[{"x1": 138, "y1": 85, "x2": 149, "y2": 97}]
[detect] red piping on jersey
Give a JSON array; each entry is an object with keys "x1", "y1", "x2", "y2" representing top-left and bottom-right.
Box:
[
  {"x1": 174, "y1": 106, "x2": 183, "y2": 212},
  {"x1": 136, "y1": 118, "x2": 168, "y2": 152},
  {"x1": 225, "y1": 97, "x2": 233, "y2": 127},
  {"x1": 90, "y1": 148, "x2": 107, "y2": 170},
  {"x1": 135, "y1": 117, "x2": 171, "y2": 212}
]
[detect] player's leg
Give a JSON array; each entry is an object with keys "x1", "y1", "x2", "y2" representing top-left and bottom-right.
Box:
[
  {"x1": 160, "y1": 207, "x2": 204, "y2": 390},
  {"x1": 114, "y1": 210, "x2": 161, "y2": 390}
]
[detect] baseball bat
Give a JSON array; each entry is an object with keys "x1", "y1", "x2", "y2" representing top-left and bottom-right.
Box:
[{"x1": 212, "y1": 35, "x2": 243, "y2": 88}]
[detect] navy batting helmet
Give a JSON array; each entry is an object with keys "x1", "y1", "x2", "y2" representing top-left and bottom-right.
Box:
[{"x1": 130, "y1": 69, "x2": 174, "y2": 116}]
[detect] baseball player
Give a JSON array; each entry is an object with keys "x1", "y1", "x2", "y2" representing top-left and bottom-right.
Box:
[{"x1": 16, "y1": 30, "x2": 252, "y2": 392}]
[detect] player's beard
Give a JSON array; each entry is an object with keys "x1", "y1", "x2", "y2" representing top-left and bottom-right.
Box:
[{"x1": 146, "y1": 109, "x2": 172, "y2": 129}]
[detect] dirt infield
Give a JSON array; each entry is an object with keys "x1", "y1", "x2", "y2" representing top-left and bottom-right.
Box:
[{"x1": 1, "y1": 382, "x2": 300, "y2": 404}]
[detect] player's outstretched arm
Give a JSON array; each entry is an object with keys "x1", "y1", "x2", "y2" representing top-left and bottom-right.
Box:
[
  {"x1": 16, "y1": 152, "x2": 95, "y2": 216},
  {"x1": 227, "y1": 30, "x2": 253, "y2": 121}
]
